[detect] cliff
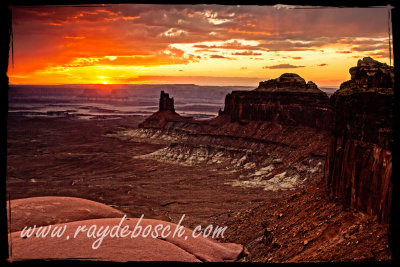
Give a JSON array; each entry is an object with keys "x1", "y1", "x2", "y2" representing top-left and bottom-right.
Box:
[
  {"x1": 325, "y1": 57, "x2": 394, "y2": 224},
  {"x1": 222, "y1": 73, "x2": 331, "y2": 129}
]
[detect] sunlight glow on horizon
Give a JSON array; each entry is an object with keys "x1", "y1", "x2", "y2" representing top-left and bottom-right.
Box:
[{"x1": 8, "y1": 4, "x2": 393, "y2": 87}]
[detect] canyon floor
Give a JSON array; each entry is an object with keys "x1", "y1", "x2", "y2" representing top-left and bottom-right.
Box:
[{"x1": 6, "y1": 115, "x2": 390, "y2": 262}]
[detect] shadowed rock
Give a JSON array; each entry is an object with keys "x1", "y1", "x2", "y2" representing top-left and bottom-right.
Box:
[
  {"x1": 325, "y1": 57, "x2": 394, "y2": 224},
  {"x1": 159, "y1": 90, "x2": 175, "y2": 112},
  {"x1": 256, "y1": 73, "x2": 321, "y2": 93},
  {"x1": 339, "y1": 57, "x2": 394, "y2": 94},
  {"x1": 221, "y1": 73, "x2": 332, "y2": 129}
]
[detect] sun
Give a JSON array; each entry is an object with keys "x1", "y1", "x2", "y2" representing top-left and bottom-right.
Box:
[{"x1": 98, "y1": 76, "x2": 108, "y2": 84}]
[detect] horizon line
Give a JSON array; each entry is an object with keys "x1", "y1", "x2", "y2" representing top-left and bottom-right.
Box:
[{"x1": 8, "y1": 83, "x2": 340, "y2": 88}]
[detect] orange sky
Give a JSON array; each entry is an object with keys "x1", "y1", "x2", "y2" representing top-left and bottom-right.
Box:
[{"x1": 8, "y1": 4, "x2": 393, "y2": 87}]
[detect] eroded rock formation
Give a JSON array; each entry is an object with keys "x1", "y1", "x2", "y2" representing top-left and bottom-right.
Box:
[
  {"x1": 257, "y1": 73, "x2": 321, "y2": 93},
  {"x1": 222, "y1": 73, "x2": 332, "y2": 129},
  {"x1": 139, "y1": 90, "x2": 186, "y2": 129},
  {"x1": 325, "y1": 57, "x2": 394, "y2": 224},
  {"x1": 159, "y1": 90, "x2": 175, "y2": 112}
]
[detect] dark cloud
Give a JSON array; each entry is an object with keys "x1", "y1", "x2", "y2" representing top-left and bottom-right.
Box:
[
  {"x1": 210, "y1": 54, "x2": 233, "y2": 59},
  {"x1": 232, "y1": 51, "x2": 262, "y2": 56},
  {"x1": 193, "y1": 40, "x2": 261, "y2": 51},
  {"x1": 263, "y1": 64, "x2": 305, "y2": 69}
]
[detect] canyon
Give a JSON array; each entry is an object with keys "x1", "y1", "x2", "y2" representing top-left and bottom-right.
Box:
[
  {"x1": 114, "y1": 74, "x2": 331, "y2": 193},
  {"x1": 6, "y1": 57, "x2": 393, "y2": 262},
  {"x1": 107, "y1": 57, "x2": 392, "y2": 261}
]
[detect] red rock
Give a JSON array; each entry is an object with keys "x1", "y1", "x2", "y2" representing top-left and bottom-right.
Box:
[
  {"x1": 325, "y1": 57, "x2": 393, "y2": 224},
  {"x1": 221, "y1": 73, "x2": 332, "y2": 129},
  {"x1": 7, "y1": 196, "x2": 125, "y2": 233},
  {"x1": 138, "y1": 91, "x2": 190, "y2": 129},
  {"x1": 10, "y1": 217, "x2": 245, "y2": 262},
  {"x1": 159, "y1": 90, "x2": 175, "y2": 112},
  {"x1": 7, "y1": 197, "x2": 245, "y2": 262}
]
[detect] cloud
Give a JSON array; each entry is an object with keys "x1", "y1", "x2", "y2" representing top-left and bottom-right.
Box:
[
  {"x1": 350, "y1": 43, "x2": 388, "y2": 52},
  {"x1": 111, "y1": 75, "x2": 263, "y2": 86},
  {"x1": 9, "y1": 4, "x2": 392, "y2": 84},
  {"x1": 317, "y1": 63, "x2": 328, "y2": 66},
  {"x1": 210, "y1": 54, "x2": 233, "y2": 59},
  {"x1": 262, "y1": 64, "x2": 305, "y2": 69},
  {"x1": 193, "y1": 39, "x2": 260, "y2": 51},
  {"x1": 232, "y1": 50, "x2": 262, "y2": 56}
]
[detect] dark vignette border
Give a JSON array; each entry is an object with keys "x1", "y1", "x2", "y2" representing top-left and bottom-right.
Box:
[{"x1": 1, "y1": 0, "x2": 399, "y2": 265}]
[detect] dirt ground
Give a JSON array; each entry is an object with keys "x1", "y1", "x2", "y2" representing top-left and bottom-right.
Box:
[
  {"x1": 6, "y1": 115, "x2": 390, "y2": 262},
  {"x1": 6, "y1": 115, "x2": 286, "y2": 228}
]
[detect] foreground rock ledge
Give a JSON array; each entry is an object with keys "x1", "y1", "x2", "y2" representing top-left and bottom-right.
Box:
[{"x1": 7, "y1": 196, "x2": 245, "y2": 262}]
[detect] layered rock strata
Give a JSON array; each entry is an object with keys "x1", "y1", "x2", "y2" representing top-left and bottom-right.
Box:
[
  {"x1": 111, "y1": 81, "x2": 330, "y2": 192},
  {"x1": 325, "y1": 57, "x2": 394, "y2": 224},
  {"x1": 222, "y1": 73, "x2": 331, "y2": 129}
]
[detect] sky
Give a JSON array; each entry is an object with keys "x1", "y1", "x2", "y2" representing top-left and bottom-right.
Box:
[{"x1": 8, "y1": 4, "x2": 393, "y2": 87}]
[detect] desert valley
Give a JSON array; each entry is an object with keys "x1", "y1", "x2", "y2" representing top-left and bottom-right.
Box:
[{"x1": 6, "y1": 57, "x2": 393, "y2": 262}]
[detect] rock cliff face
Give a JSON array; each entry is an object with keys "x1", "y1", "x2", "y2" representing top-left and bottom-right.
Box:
[
  {"x1": 325, "y1": 57, "x2": 394, "y2": 224},
  {"x1": 159, "y1": 90, "x2": 175, "y2": 112},
  {"x1": 222, "y1": 73, "x2": 331, "y2": 129}
]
